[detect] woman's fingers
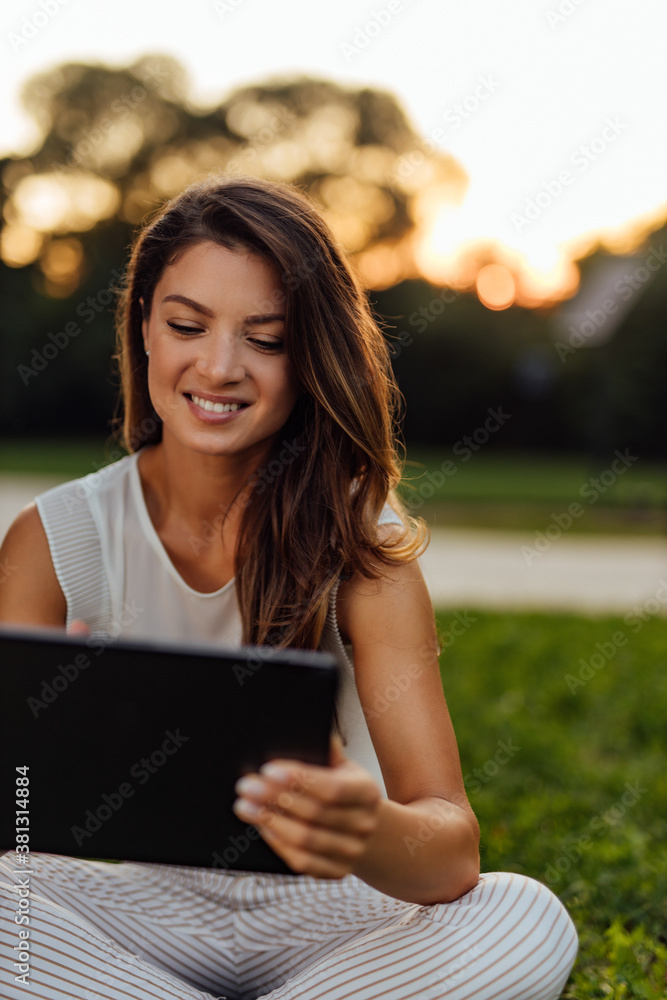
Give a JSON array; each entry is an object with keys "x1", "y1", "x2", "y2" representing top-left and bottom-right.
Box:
[
  {"x1": 234, "y1": 791, "x2": 377, "y2": 837},
  {"x1": 262, "y1": 756, "x2": 381, "y2": 808},
  {"x1": 232, "y1": 755, "x2": 381, "y2": 877},
  {"x1": 242, "y1": 802, "x2": 368, "y2": 862},
  {"x1": 67, "y1": 620, "x2": 90, "y2": 636},
  {"x1": 259, "y1": 829, "x2": 356, "y2": 879},
  {"x1": 233, "y1": 797, "x2": 369, "y2": 877},
  {"x1": 234, "y1": 761, "x2": 379, "y2": 827}
]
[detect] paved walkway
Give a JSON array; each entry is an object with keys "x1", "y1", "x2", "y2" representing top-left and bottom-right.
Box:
[
  {"x1": 418, "y1": 527, "x2": 667, "y2": 614},
  {"x1": 1, "y1": 475, "x2": 666, "y2": 614}
]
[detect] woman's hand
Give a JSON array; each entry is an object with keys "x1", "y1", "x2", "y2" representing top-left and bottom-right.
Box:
[
  {"x1": 232, "y1": 737, "x2": 381, "y2": 878},
  {"x1": 67, "y1": 621, "x2": 90, "y2": 636}
]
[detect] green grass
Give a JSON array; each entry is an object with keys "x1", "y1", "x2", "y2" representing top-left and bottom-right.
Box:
[
  {"x1": 0, "y1": 437, "x2": 120, "y2": 478},
  {"x1": 398, "y1": 451, "x2": 667, "y2": 534},
  {"x1": 433, "y1": 607, "x2": 667, "y2": 998},
  {"x1": 1, "y1": 439, "x2": 666, "y2": 534}
]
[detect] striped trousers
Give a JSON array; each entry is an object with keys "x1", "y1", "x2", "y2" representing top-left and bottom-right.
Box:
[{"x1": 1, "y1": 853, "x2": 577, "y2": 1000}]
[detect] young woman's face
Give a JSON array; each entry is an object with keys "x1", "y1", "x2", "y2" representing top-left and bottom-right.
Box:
[{"x1": 142, "y1": 241, "x2": 299, "y2": 463}]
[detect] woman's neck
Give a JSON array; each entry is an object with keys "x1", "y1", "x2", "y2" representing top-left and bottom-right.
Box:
[{"x1": 137, "y1": 436, "x2": 265, "y2": 536}]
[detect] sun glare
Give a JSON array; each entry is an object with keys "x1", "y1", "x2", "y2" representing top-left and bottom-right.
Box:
[
  {"x1": 9, "y1": 173, "x2": 120, "y2": 235},
  {"x1": 415, "y1": 195, "x2": 588, "y2": 308},
  {"x1": 476, "y1": 264, "x2": 516, "y2": 310}
]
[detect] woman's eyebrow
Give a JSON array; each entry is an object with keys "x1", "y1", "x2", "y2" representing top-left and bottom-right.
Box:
[
  {"x1": 162, "y1": 294, "x2": 214, "y2": 317},
  {"x1": 160, "y1": 295, "x2": 284, "y2": 326},
  {"x1": 245, "y1": 313, "x2": 285, "y2": 325}
]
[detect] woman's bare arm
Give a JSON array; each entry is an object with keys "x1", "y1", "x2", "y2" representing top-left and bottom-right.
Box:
[
  {"x1": 334, "y1": 550, "x2": 480, "y2": 903},
  {"x1": 233, "y1": 540, "x2": 480, "y2": 904},
  {"x1": 0, "y1": 503, "x2": 66, "y2": 626}
]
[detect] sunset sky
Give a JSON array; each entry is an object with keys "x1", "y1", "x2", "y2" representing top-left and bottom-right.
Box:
[{"x1": 1, "y1": 0, "x2": 666, "y2": 305}]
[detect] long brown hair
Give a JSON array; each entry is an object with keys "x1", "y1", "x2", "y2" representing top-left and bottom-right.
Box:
[{"x1": 115, "y1": 176, "x2": 427, "y2": 648}]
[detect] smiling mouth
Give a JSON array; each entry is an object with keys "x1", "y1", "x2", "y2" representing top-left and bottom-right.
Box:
[{"x1": 187, "y1": 394, "x2": 249, "y2": 414}]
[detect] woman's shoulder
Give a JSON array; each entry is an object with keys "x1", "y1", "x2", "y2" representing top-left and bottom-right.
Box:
[
  {"x1": 336, "y1": 503, "x2": 430, "y2": 645},
  {"x1": 35, "y1": 451, "x2": 138, "y2": 510},
  {"x1": 0, "y1": 450, "x2": 141, "y2": 628},
  {"x1": 0, "y1": 502, "x2": 66, "y2": 624}
]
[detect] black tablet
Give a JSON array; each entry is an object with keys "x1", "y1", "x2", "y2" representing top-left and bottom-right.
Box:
[{"x1": 0, "y1": 625, "x2": 339, "y2": 874}]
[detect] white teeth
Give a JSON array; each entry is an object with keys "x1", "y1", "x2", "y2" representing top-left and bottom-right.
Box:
[{"x1": 191, "y1": 395, "x2": 245, "y2": 414}]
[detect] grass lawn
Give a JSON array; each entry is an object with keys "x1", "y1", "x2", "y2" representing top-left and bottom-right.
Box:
[
  {"x1": 3, "y1": 441, "x2": 664, "y2": 995},
  {"x1": 400, "y1": 450, "x2": 667, "y2": 534},
  {"x1": 434, "y1": 607, "x2": 667, "y2": 998},
  {"x1": 2, "y1": 439, "x2": 665, "y2": 534},
  {"x1": 0, "y1": 438, "x2": 120, "y2": 478}
]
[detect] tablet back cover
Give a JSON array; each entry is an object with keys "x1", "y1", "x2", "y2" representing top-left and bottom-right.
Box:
[{"x1": 0, "y1": 628, "x2": 339, "y2": 873}]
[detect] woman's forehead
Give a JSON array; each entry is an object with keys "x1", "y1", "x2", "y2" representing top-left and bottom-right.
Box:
[{"x1": 156, "y1": 242, "x2": 284, "y2": 307}]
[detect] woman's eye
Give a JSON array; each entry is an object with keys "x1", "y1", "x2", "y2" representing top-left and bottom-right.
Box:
[
  {"x1": 249, "y1": 338, "x2": 284, "y2": 352},
  {"x1": 167, "y1": 322, "x2": 203, "y2": 335}
]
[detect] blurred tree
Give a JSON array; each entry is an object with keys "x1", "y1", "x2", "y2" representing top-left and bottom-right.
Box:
[
  {"x1": 0, "y1": 57, "x2": 664, "y2": 459},
  {"x1": 372, "y1": 228, "x2": 667, "y2": 460},
  {"x1": 550, "y1": 229, "x2": 667, "y2": 462},
  {"x1": 0, "y1": 57, "x2": 466, "y2": 439},
  {"x1": 0, "y1": 56, "x2": 466, "y2": 287}
]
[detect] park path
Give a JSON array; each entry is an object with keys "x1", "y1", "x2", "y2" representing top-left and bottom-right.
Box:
[{"x1": 1, "y1": 474, "x2": 666, "y2": 615}]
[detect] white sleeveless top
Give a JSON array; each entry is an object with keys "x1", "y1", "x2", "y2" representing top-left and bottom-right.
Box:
[{"x1": 35, "y1": 451, "x2": 404, "y2": 796}]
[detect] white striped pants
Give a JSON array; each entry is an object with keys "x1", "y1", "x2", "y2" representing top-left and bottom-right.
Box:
[{"x1": 1, "y1": 854, "x2": 577, "y2": 1000}]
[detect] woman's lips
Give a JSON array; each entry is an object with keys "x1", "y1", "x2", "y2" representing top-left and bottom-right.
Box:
[
  {"x1": 185, "y1": 393, "x2": 250, "y2": 422},
  {"x1": 189, "y1": 392, "x2": 249, "y2": 413}
]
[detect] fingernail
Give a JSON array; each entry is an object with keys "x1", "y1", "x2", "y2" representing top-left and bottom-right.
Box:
[
  {"x1": 233, "y1": 798, "x2": 261, "y2": 819},
  {"x1": 260, "y1": 763, "x2": 290, "y2": 783},
  {"x1": 235, "y1": 777, "x2": 266, "y2": 797}
]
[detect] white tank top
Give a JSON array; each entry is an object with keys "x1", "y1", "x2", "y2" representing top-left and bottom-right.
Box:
[{"x1": 35, "y1": 451, "x2": 403, "y2": 796}]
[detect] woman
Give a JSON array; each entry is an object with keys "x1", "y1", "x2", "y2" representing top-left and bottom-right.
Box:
[{"x1": 0, "y1": 177, "x2": 577, "y2": 999}]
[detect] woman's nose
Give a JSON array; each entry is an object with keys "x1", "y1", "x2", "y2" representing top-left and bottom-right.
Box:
[{"x1": 194, "y1": 335, "x2": 245, "y2": 383}]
